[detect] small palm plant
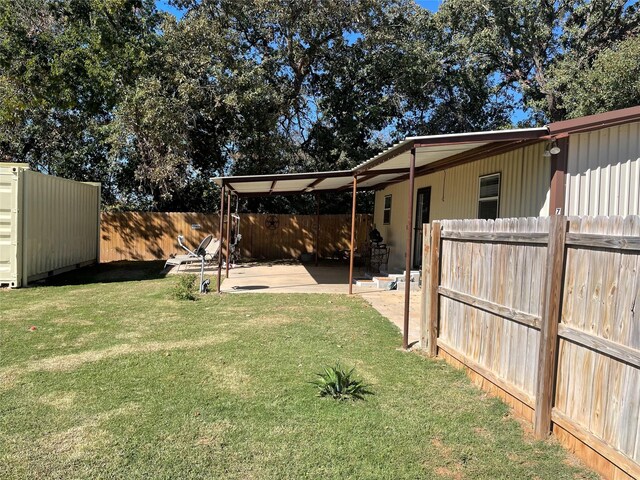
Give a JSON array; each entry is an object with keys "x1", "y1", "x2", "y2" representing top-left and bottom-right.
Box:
[{"x1": 311, "y1": 365, "x2": 372, "y2": 401}]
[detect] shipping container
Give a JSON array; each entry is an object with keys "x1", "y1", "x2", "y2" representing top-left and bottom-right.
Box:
[{"x1": 0, "y1": 163, "x2": 101, "y2": 287}]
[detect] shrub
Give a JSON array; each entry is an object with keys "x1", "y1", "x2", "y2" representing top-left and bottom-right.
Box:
[
  {"x1": 311, "y1": 365, "x2": 372, "y2": 401},
  {"x1": 172, "y1": 274, "x2": 198, "y2": 301}
]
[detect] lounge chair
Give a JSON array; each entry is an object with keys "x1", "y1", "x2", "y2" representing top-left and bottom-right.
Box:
[
  {"x1": 164, "y1": 235, "x2": 219, "y2": 292},
  {"x1": 204, "y1": 238, "x2": 221, "y2": 264}
]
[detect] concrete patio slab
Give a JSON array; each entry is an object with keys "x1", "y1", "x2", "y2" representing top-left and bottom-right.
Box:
[{"x1": 222, "y1": 263, "x2": 374, "y2": 294}]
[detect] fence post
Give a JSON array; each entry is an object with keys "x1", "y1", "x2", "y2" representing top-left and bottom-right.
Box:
[
  {"x1": 534, "y1": 215, "x2": 569, "y2": 439},
  {"x1": 427, "y1": 221, "x2": 441, "y2": 357},
  {"x1": 420, "y1": 223, "x2": 431, "y2": 350}
]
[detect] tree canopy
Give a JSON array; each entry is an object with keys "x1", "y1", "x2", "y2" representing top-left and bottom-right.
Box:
[{"x1": 1, "y1": 0, "x2": 638, "y2": 212}]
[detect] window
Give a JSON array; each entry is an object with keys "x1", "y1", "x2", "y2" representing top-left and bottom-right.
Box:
[
  {"x1": 478, "y1": 173, "x2": 500, "y2": 219},
  {"x1": 383, "y1": 195, "x2": 392, "y2": 224}
]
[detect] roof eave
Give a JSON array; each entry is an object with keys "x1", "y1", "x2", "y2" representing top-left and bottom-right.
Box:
[
  {"x1": 547, "y1": 105, "x2": 640, "y2": 136},
  {"x1": 352, "y1": 127, "x2": 549, "y2": 174}
]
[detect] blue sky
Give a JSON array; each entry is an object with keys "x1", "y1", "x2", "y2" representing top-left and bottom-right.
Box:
[
  {"x1": 416, "y1": 0, "x2": 443, "y2": 10},
  {"x1": 156, "y1": 0, "x2": 183, "y2": 18}
]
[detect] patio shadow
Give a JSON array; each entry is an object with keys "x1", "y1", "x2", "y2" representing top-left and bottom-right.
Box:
[
  {"x1": 231, "y1": 285, "x2": 270, "y2": 291},
  {"x1": 301, "y1": 261, "x2": 356, "y2": 285}
]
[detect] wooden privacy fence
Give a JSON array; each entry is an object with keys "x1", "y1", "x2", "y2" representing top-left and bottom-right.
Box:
[
  {"x1": 420, "y1": 216, "x2": 640, "y2": 480},
  {"x1": 100, "y1": 212, "x2": 372, "y2": 262}
]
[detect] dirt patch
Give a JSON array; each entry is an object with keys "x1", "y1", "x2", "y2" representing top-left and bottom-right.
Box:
[
  {"x1": 37, "y1": 403, "x2": 138, "y2": 460},
  {"x1": 206, "y1": 364, "x2": 252, "y2": 396},
  {"x1": 473, "y1": 427, "x2": 492, "y2": 440},
  {"x1": 431, "y1": 438, "x2": 454, "y2": 458},
  {"x1": 39, "y1": 391, "x2": 78, "y2": 410},
  {"x1": 41, "y1": 425, "x2": 112, "y2": 459},
  {"x1": 434, "y1": 466, "x2": 463, "y2": 479},
  {"x1": 430, "y1": 438, "x2": 465, "y2": 479},
  {"x1": 194, "y1": 420, "x2": 232, "y2": 448},
  {"x1": 245, "y1": 314, "x2": 299, "y2": 327}
]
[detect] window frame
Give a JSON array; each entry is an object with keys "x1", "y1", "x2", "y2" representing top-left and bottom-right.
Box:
[
  {"x1": 383, "y1": 194, "x2": 392, "y2": 225},
  {"x1": 477, "y1": 172, "x2": 501, "y2": 220}
]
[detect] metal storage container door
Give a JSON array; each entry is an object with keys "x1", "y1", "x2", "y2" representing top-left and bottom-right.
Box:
[
  {"x1": 23, "y1": 171, "x2": 99, "y2": 282},
  {"x1": 0, "y1": 164, "x2": 26, "y2": 287}
]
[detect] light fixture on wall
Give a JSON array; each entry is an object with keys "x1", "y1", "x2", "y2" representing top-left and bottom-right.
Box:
[{"x1": 544, "y1": 139, "x2": 561, "y2": 157}]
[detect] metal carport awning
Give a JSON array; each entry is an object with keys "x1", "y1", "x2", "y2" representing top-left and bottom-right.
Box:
[
  {"x1": 210, "y1": 170, "x2": 393, "y2": 296},
  {"x1": 211, "y1": 127, "x2": 550, "y2": 197},
  {"x1": 210, "y1": 126, "x2": 551, "y2": 349},
  {"x1": 353, "y1": 127, "x2": 549, "y2": 176},
  {"x1": 209, "y1": 107, "x2": 640, "y2": 350},
  {"x1": 211, "y1": 170, "x2": 398, "y2": 196},
  {"x1": 352, "y1": 127, "x2": 550, "y2": 349}
]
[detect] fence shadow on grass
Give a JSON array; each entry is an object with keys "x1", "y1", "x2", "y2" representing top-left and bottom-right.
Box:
[{"x1": 40, "y1": 261, "x2": 168, "y2": 287}]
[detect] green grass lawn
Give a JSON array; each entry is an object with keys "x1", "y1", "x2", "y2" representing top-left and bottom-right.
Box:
[{"x1": 0, "y1": 263, "x2": 595, "y2": 479}]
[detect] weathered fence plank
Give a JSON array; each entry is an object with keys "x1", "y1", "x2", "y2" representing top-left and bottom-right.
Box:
[
  {"x1": 427, "y1": 221, "x2": 441, "y2": 357},
  {"x1": 558, "y1": 325, "x2": 640, "y2": 369},
  {"x1": 534, "y1": 216, "x2": 569, "y2": 439},
  {"x1": 438, "y1": 286, "x2": 541, "y2": 329},
  {"x1": 441, "y1": 230, "x2": 548, "y2": 244},
  {"x1": 437, "y1": 338, "x2": 535, "y2": 409},
  {"x1": 566, "y1": 232, "x2": 640, "y2": 251},
  {"x1": 420, "y1": 224, "x2": 431, "y2": 350},
  {"x1": 437, "y1": 217, "x2": 548, "y2": 397}
]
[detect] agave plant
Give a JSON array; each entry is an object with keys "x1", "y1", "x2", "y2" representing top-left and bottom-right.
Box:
[{"x1": 311, "y1": 365, "x2": 372, "y2": 401}]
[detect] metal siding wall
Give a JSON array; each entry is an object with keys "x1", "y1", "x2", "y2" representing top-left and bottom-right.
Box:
[
  {"x1": 23, "y1": 170, "x2": 100, "y2": 282},
  {"x1": 373, "y1": 142, "x2": 550, "y2": 271},
  {"x1": 565, "y1": 122, "x2": 640, "y2": 216},
  {"x1": 374, "y1": 181, "x2": 409, "y2": 271}
]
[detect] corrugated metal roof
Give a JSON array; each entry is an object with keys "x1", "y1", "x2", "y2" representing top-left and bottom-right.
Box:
[
  {"x1": 209, "y1": 107, "x2": 640, "y2": 197},
  {"x1": 210, "y1": 129, "x2": 548, "y2": 196},
  {"x1": 352, "y1": 127, "x2": 549, "y2": 173},
  {"x1": 211, "y1": 170, "x2": 358, "y2": 196}
]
